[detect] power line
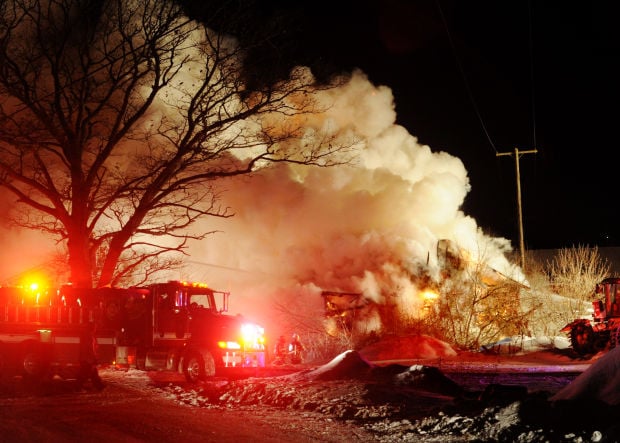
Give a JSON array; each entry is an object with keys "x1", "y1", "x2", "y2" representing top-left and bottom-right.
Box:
[
  {"x1": 438, "y1": 1, "x2": 540, "y2": 270},
  {"x1": 527, "y1": 0, "x2": 538, "y2": 150},
  {"x1": 435, "y1": 0, "x2": 498, "y2": 155}
]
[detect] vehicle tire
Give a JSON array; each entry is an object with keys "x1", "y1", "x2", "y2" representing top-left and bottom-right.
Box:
[
  {"x1": 21, "y1": 348, "x2": 46, "y2": 380},
  {"x1": 203, "y1": 351, "x2": 216, "y2": 377},
  {"x1": 183, "y1": 351, "x2": 215, "y2": 383},
  {"x1": 570, "y1": 323, "x2": 595, "y2": 355}
]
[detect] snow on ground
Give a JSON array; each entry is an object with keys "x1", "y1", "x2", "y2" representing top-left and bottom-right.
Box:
[
  {"x1": 358, "y1": 334, "x2": 457, "y2": 361},
  {"x1": 552, "y1": 345, "x2": 620, "y2": 405},
  {"x1": 100, "y1": 335, "x2": 620, "y2": 442}
]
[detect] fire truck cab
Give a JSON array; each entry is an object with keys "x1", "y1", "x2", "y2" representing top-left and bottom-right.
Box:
[{"x1": 87, "y1": 281, "x2": 266, "y2": 382}]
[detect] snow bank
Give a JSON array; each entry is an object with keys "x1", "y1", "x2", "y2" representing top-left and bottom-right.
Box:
[
  {"x1": 551, "y1": 345, "x2": 620, "y2": 405},
  {"x1": 359, "y1": 334, "x2": 457, "y2": 361},
  {"x1": 284, "y1": 349, "x2": 464, "y2": 398},
  {"x1": 293, "y1": 350, "x2": 374, "y2": 381}
]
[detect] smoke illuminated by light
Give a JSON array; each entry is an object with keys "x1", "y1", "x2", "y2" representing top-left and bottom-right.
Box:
[
  {"x1": 0, "y1": 10, "x2": 525, "y2": 336},
  {"x1": 182, "y1": 70, "x2": 524, "y2": 332}
]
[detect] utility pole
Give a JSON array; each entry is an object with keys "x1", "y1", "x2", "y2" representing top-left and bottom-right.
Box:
[{"x1": 497, "y1": 148, "x2": 537, "y2": 272}]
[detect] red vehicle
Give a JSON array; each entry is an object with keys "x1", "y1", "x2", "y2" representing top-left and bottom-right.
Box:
[
  {"x1": 0, "y1": 284, "x2": 116, "y2": 380},
  {"x1": 561, "y1": 277, "x2": 620, "y2": 356},
  {"x1": 74, "y1": 281, "x2": 266, "y2": 382},
  {"x1": 0, "y1": 280, "x2": 266, "y2": 383}
]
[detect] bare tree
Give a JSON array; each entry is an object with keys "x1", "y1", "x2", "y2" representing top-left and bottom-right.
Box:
[
  {"x1": 428, "y1": 263, "x2": 528, "y2": 350},
  {"x1": 544, "y1": 245, "x2": 611, "y2": 323},
  {"x1": 424, "y1": 240, "x2": 531, "y2": 350},
  {"x1": 0, "y1": 0, "x2": 354, "y2": 287}
]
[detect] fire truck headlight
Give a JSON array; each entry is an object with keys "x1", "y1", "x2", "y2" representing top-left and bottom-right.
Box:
[
  {"x1": 216, "y1": 323, "x2": 265, "y2": 351},
  {"x1": 241, "y1": 323, "x2": 265, "y2": 347}
]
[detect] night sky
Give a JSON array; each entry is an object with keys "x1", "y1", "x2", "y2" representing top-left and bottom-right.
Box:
[{"x1": 186, "y1": 0, "x2": 619, "y2": 251}]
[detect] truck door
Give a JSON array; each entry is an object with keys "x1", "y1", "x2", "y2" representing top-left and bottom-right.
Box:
[{"x1": 154, "y1": 288, "x2": 189, "y2": 339}]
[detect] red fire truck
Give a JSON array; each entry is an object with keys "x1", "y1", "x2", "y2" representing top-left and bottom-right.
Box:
[
  {"x1": 0, "y1": 280, "x2": 266, "y2": 383},
  {"x1": 92, "y1": 281, "x2": 266, "y2": 382},
  {"x1": 0, "y1": 283, "x2": 117, "y2": 381}
]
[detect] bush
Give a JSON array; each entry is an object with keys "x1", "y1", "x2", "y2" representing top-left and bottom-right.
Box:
[
  {"x1": 522, "y1": 245, "x2": 611, "y2": 341},
  {"x1": 424, "y1": 264, "x2": 528, "y2": 350}
]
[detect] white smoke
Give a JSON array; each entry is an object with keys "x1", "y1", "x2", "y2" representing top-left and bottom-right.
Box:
[{"x1": 180, "y1": 70, "x2": 523, "y2": 332}]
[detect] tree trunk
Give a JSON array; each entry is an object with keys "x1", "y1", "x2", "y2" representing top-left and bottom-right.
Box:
[
  {"x1": 97, "y1": 232, "x2": 131, "y2": 288},
  {"x1": 67, "y1": 235, "x2": 93, "y2": 289}
]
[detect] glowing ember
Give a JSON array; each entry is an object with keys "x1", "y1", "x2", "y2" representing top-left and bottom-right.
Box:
[{"x1": 421, "y1": 290, "x2": 439, "y2": 301}]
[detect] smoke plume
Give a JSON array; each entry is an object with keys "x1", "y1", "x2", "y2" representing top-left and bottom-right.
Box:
[{"x1": 182, "y1": 69, "x2": 523, "y2": 333}]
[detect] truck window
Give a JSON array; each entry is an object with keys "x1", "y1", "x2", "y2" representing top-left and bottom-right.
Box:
[
  {"x1": 159, "y1": 293, "x2": 173, "y2": 309},
  {"x1": 189, "y1": 294, "x2": 213, "y2": 310},
  {"x1": 176, "y1": 290, "x2": 188, "y2": 308}
]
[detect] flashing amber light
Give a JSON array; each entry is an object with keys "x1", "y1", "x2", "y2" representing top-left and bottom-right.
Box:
[
  {"x1": 18, "y1": 273, "x2": 48, "y2": 293},
  {"x1": 218, "y1": 341, "x2": 241, "y2": 350},
  {"x1": 18, "y1": 276, "x2": 47, "y2": 304},
  {"x1": 180, "y1": 281, "x2": 209, "y2": 288}
]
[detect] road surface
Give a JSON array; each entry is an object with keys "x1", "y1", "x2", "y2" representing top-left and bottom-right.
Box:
[{"x1": 0, "y1": 374, "x2": 374, "y2": 442}]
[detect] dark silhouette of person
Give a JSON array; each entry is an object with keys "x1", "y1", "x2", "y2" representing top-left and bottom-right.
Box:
[
  {"x1": 78, "y1": 321, "x2": 105, "y2": 391},
  {"x1": 289, "y1": 333, "x2": 305, "y2": 364},
  {"x1": 273, "y1": 335, "x2": 287, "y2": 364}
]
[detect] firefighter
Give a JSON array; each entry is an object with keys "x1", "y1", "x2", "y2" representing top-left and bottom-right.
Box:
[
  {"x1": 77, "y1": 321, "x2": 105, "y2": 391},
  {"x1": 288, "y1": 333, "x2": 305, "y2": 364},
  {"x1": 273, "y1": 335, "x2": 287, "y2": 365}
]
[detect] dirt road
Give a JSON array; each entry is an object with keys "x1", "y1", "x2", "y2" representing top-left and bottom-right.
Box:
[
  {"x1": 0, "y1": 375, "x2": 375, "y2": 442},
  {"x1": 0, "y1": 348, "x2": 594, "y2": 442}
]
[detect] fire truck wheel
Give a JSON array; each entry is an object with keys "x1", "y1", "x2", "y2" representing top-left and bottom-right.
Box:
[
  {"x1": 203, "y1": 351, "x2": 216, "y2": 377},
  {"x1": 183, "y1": 351, "x2": 215, "y2": 383},
  {"x1": 21, "y1": 348, "x2": 46, "y2": 380},
  {"x1": 183, "y1": 352, "x2": 204, "y2": 383},
  {"x1": 570, "y1": 323, "x2": 594, "y2": 355}
]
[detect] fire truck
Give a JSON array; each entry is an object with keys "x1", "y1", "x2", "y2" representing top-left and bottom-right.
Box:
[
  {"x1": 0, "y1": 280, "x2": 266, "y2": 383},
  {"x1": 0, "y1": 283, "x2": 117, "y2": 381}
]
